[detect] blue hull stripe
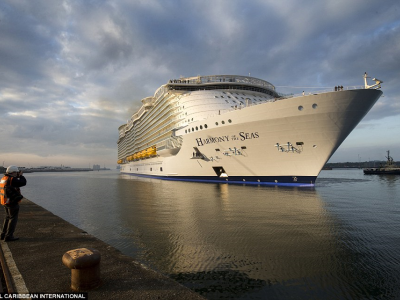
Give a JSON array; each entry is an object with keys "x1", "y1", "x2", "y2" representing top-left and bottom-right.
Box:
[{"x1": 120, "y1": 173, "x2": 316, "y2": 187}]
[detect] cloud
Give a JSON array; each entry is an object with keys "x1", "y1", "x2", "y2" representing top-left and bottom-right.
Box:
[{"x1": 0, "y1": 0, "x2": 399, "y2": 167}]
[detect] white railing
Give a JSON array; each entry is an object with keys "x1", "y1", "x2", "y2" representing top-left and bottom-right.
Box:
[{"x1": 277, "y1": 85, "x2": 365, "y2": 100}]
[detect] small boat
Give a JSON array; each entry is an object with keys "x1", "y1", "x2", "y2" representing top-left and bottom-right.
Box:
[{"x1": 363, "y1": 151, "x2": 400, "y2": 175}]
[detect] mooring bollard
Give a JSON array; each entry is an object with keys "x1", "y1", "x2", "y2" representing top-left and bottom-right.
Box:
[{"x1": 62, "y1": 248, "x2": 101, "y2": 291}]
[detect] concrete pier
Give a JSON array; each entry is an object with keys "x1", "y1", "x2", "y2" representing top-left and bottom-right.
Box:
[{"x1": 1, "y1": 199, "x2": 204, "y2": 299}]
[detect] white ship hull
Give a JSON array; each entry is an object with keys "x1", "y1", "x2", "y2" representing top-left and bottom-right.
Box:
[{"x1": 120, "y1": 89, "x2": 382, "y2": 186}]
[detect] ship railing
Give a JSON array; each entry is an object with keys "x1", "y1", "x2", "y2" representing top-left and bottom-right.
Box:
[
  {"x1": 276, "y1": 85, "x2": 365, "y2": 100},
  {"x1": 133, "y1": 115, "x2": 179, "y2": 146},
  {"x1": 125, "y1": 98, "x2": 158, "y2": 130},
  {"x1": 132, "y1": 127, "x2": 182, "y2": 154},
  {"x1": 134, "y1": 108, "x2": 179, "y2": 137}
]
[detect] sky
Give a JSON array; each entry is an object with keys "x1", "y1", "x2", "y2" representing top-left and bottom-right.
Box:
[{"x1": 1, "y1": 0, "x2": 399, "y2": 168}]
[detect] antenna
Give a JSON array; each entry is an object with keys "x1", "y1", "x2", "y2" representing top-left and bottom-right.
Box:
[{"x1": 364, "y1": 72, "x2": 383, "y2": 89}]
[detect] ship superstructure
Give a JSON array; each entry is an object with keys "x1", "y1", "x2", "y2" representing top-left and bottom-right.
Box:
[{"x1": 118, "y1": 74, "x2": 383, "y2": 186}]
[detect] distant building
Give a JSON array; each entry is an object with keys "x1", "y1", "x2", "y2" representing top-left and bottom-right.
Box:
[{"x1": 93, "y1": 164, "x2": 101, "y2": 171}]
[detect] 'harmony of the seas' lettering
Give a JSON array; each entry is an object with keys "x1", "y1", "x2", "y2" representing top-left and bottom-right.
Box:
[{"x1": 195, "y1": 132, "x2": 259, "y2": 147}]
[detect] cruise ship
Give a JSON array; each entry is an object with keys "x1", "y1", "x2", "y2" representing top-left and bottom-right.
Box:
[{"x1": 118, "y1": 73, "x2": 383, "y2": 186}]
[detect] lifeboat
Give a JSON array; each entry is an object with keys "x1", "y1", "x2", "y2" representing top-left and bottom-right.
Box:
[
  {"x1": 117, "y1": 159, "x2": 123, "y2": 164},
  {"x1": 141, "y1": 149, "x2": 148, "y2": 158},
  {"x1": 147, "y1": 146, "x2": 157, "y2": 157},
  {"x1": 146, "y1": 147, "x2": 152, "y2": 157}
]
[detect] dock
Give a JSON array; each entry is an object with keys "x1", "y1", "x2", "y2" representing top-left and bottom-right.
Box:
[{"x1": 0, "y1": 199, "x2": 204, "y2": 299}]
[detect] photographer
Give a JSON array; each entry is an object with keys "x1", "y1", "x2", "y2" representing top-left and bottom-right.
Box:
[{"x1": 0, "y1": 165, "x2": 27, "y2": 241}]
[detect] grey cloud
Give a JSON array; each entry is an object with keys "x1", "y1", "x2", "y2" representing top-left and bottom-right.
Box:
[{"x1": 0, "y1": 0, "x2": 399, "y2": 166}]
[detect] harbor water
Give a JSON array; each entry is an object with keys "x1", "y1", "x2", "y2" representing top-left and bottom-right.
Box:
[{"x1": 22, "y1": 169, "x2": 400, "y2": 299}]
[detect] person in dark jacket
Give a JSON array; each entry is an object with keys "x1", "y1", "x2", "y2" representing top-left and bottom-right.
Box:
[{"x1": 0, "y1": 165, "x2": 27, "y2": 242}]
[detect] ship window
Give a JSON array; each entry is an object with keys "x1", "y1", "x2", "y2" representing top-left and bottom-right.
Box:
[
  {"x1": 200, "y1": 125, "x2": 203, "y2": 129},
  {"x1": 223, "y1": 92, "x2": 226, "y2": 94},
  {"x1": 312, "y1": 103, "x2": 318, "y2": 109},
  {"x1": 205, "y1": 124, "x2": 208, "y2": 128},
  {"x1": 192, "y1": 118, "x2": 193, "y2": 121},
  {"x1": 185, "y1": 130, "x2": 187, "y2": 133},
  {"x1": 228, "y1": 96, "x2": 231, "y2": 98},
  {"x1": 225, "y1": 100, "x2": 229, "y2": 103},
  {"x1": 160, "y1": 167, "x2": 163, "y2": 171},
  {"x1": 137, "y1": 168, "x2": 138, "y2": 171},
  {"x1": 215, "y1": 122, "x2": 218, "y2": 125},
  {"x1": 192, "y1": 127, "x2": 194, "y2": 131},
  {"x1": 214, "y1": 96, "x2": 219, "y2": 98},
  {"x1": 228, "y1": 119, "x2": 232, "y2": 123},
  {"x1": 298, "y1": 106, "x2": 304, "y2": 111},
  {"x1": 196, "y1": 126, "x2": 198, "y2": 130},
  {"x1": 222, "y1": 121, "x2": 225, "y2": 124},
  {"x1": 150, "y1": 168, "x2": 152, "y2": 171}
]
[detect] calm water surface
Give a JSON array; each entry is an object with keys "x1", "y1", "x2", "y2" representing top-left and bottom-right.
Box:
[{"x1": 22, "y1": 169, "x2": 400, "y2": 299}]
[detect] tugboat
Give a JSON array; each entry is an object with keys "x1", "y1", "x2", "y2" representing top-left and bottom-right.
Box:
[{"x1": 364, "y1": 151, "x2": 400, "y2": 175}]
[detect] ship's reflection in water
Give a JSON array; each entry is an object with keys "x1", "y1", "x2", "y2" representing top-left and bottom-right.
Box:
[
  {"x1": 24, "y1": 171, "x2": 400, "y2": 299},
  {"x1": 113, "y1": 176, "x2": 348, "y2": 299}
]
